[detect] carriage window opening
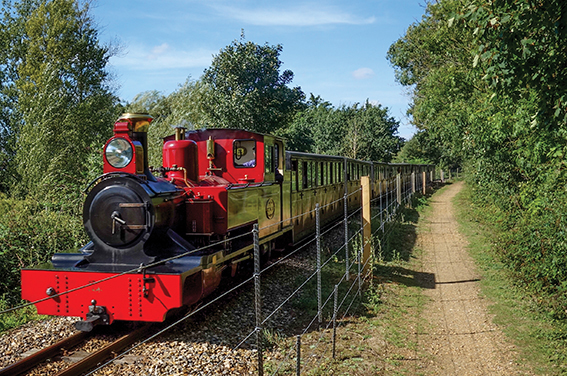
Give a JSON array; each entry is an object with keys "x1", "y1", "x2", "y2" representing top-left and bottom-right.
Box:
[
  {"x1": 291, "y1": 160, "x2": 298, "y2": 191},
  {"x1": 302, "y1": 161, "x2": 308, "y2": 189},
  {"x1": 274, "y1": 144, "x2": 279, "y2": 170},
  {"x1": 233, "y1": 139, "x2": 256, "y2": 168},
  {"x1": 274, "y1": 143, "x2": 283, "y2": 171},
  {"x1": 334, "y1": 163, "x2": 337, "y2": 183},
  {"x1": 313, "y1": 162, "x2": 317, "y2": 186},
  {"x1": 306, "y1": 162, "x2": 310, "y2": 188},
  {"x1": 312, "y1": 162, "x2": 316, "y2": 186},
  {"x1": 265, "y1": 145, "x2": 274, "y2": 173},
  {"x1": 312, "y1": 162, "x2": 317, "y2": 187}
]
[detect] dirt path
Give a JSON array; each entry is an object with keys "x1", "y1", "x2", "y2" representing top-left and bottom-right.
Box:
[{"x1": 415, "y1": 181, "x2": 526, "y2": 375}]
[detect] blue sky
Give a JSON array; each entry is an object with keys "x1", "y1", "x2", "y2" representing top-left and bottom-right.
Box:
[{"x1": 90, "y1": 0, "x2": 428, "y2": 139}]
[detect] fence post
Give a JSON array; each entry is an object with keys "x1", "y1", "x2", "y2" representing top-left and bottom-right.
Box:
[
  {"x1": 396, "y1": 172, "x2": 402, "y2": 206},
  {"x1": 422, "y1": 171, "x2": 427, "y2": 195},
  {"x1": 253, "y1": 224, "x2": 263, "y2": 376},
  {"x1": 441, "y1": 170, "x2": 445, "y2": 183},
  {"x1": 296, "y1": 335, "x2": 301, "y2": 376},
  {"x1": 385, "y1": 177, "x2": 389, "y2": 221},
  {"x1": 411, "y1": 171, "x2": 416, "y2": 194},
  {"x1": 379, "y1": 175, "x2": 383, "y2": 231},
  {"x1": 316, "y1": 203, "x2": 322, "y2": 327},
  {"x1": 344, "y1": 193, "x2": 349, "y2": 281},
  {"x1": 332, "y1": 284, "x2": 338, "y2": 359},
  {"x1": 361, "y1": 176, "x2": 372, "y2": 278}
]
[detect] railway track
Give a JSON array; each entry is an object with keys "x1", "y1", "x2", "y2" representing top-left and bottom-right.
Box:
[{"x1": 0, "y1": 324, "x2": 152, "y2": 376}]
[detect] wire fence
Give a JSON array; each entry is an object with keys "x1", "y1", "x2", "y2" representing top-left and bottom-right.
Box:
[{"x1": 2, "y1": 170, "x2": 440, "y2": 375}]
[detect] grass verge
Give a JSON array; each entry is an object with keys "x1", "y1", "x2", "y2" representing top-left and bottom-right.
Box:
[
  {"x1": 0, "y1": 300, "x2": 47, "y2": 333},
  {"x1": 453, "y1": 183, "x2": 567, "y2": 375},
  {"x1": 264, "y1": 190, "x2": 434, "y2": 375}
]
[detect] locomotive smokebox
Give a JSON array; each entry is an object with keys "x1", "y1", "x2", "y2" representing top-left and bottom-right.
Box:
[{"x1": 83, "y1": 175, "x2": 186, "y2": 267}]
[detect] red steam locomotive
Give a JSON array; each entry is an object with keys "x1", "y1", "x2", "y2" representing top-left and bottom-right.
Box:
[{"x1": 21, "y1": 113, "x2": 433, "y2": 331}]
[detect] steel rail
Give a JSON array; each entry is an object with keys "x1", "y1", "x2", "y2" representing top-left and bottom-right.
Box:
[
  {"x1": 0, "y1": 331, "x2": 90, "y2": 376},
  {"x1": 54, "y1": 324, "x2": 152, "y2": 376}
]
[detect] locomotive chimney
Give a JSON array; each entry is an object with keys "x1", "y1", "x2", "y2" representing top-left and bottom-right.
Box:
[
  {"x1": 174, "y1": 127, "x2": 186, "y2": 141},
  {"x1": 116, "y1": 113, "x2": 153, "y2": 177}
]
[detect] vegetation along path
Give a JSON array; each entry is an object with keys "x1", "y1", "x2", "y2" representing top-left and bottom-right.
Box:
[{"x1": 414, "y1": 181, "x2": 525, "y2": 375}]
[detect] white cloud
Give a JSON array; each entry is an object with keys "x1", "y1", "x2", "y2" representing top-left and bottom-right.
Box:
[
  {"x1": 148, "y1": 43, "x2": 171, "y2": 59},
  {"x1": 110, "y1": 43, "x2": 214, "y2": 70},
  {"x1": 352, "y1": 67, "x2": 375, "y2": 80},
  {"x1": 211, "y1": 4, "x2": 375, "y2": 26}
]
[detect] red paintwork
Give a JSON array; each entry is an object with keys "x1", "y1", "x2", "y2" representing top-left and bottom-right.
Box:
[
  {"x1": 102, "y1": 135, "x2": 141, "y2": 175},
  {"x1": 20, "y1": 268, "x2": 207, "y2": 324},
  {"x1": 163, "y1": 139, "x2": 199, "y2": 183},
  {"x1": 164, "y1": 129, "x2": 266, "y2": 184},
  {"x1": 163, "y1": 129, "x2": 268, "y2": 236},
  {"x1": 21, "y1": 127, "x2": 272, "y2": 325}
]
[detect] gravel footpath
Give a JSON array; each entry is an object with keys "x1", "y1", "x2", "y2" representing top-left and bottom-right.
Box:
[{"x1": 415, "y1": 181, "x2": 529, "y2": 375}]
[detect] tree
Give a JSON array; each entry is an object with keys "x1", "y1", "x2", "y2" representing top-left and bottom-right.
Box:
[
  {"x1": 14, "y1": 0, "x2": 118, "y2": 202},
  {"x1": 388, "y1": 0, "x2": 567, "y2": 319},
  {"x1": 393, "y1": 130, "x2": 442, "y2": 165},
  {"x1": 125, "y1": 78, "x2": 213, "y2": 167},
  {"x1": 342, "y1": 101, "x2": 402, "y2": 162},
  {"x1": 201, "y1": 36, "x2": 305, "y2": 133},
  {"x1": 283, "y1": 97, "x2": 402, "y2": 162},
  {"x1": 0, "y1": 0, "x2": 40, "y2": 192}
]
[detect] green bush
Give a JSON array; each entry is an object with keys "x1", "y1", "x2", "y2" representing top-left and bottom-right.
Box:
[
  {"x1": 0, "y1": 194, "x2": 87, "y2": 306},
  {"x1": 466, "y1": 172, "x2": 567, "y2": 320}
]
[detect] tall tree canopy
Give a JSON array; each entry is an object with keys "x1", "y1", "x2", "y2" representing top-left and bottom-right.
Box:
[
  {"x1": 8, "y1": 0, "x2": 118, "y2": 201},
  {"x1": 388, "y1": 0, "x2": 567, "y2": 319},
  {"x1": 200, "y1": 36, "x2": 305, "y2": 133},
  {"x1": 281, "y1": 96, "x2": 402, "y2": 162}
]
